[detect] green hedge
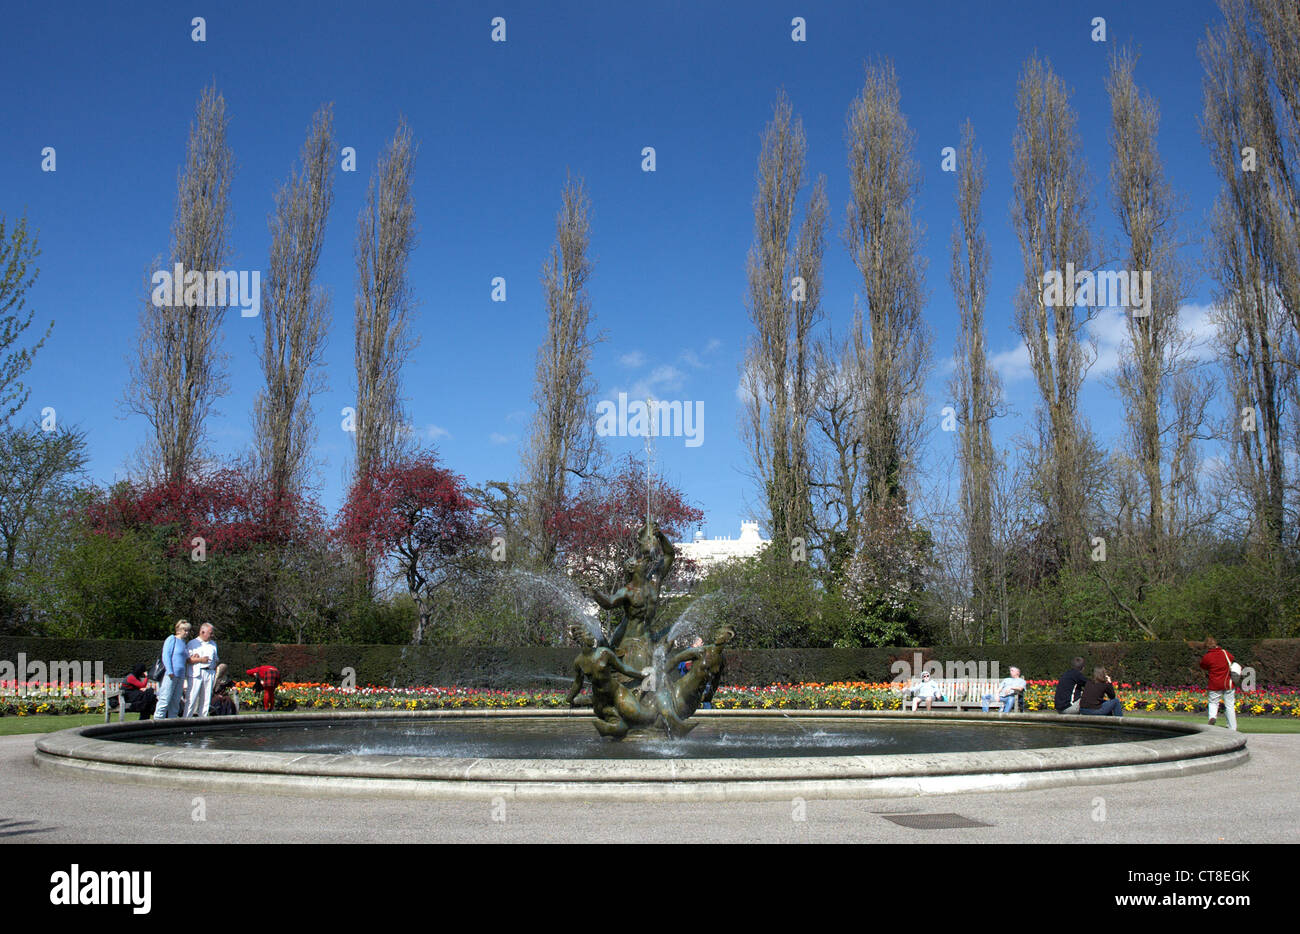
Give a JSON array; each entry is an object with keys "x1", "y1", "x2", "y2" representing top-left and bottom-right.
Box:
[{"x1": 3, "y1": 637, "x2": 1297, "y2": 688}]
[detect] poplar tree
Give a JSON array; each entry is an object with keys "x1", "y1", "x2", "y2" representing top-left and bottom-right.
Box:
[
  {"x1": 126, "y1": 85, "x2": 234, "y2": 484},
  {"x1": 1010, "y1": 55, "x2": 1097, "y2": 568},
  {"x1": 948, "y1": 121, "x2": 1002, "y2": 639},
  {"x1": 524, "y1": 173, "x2": 602, "y2": 566},
  {"x1": 742, "y1": 90, "x2": 827, "y2": 554},
  {"x1": 256, "y1": 104, "x2": 335, "y2": 503}
]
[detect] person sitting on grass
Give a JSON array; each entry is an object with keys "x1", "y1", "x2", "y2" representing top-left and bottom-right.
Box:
[
  {"x1": 911, "y1": 671, "x2": 943, "y2": 712},
  {"x1": 1054, "y1": 656, "x2": 1088, "y2": 714},
  {"x1": 981, "y1": 667, "x2": 1026, "y2": 713},
  {"x1": 1078, "y1": 667, "x2": 1124, "y2": 717}
]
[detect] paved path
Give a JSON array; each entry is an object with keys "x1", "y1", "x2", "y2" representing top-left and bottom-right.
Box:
[{"x1": 2, "y1": 732, "x2": 1296, "y2": 843}]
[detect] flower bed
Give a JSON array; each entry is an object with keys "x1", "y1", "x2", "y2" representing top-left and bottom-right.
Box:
[{"x1": 3, "y1": 679, "x2": 1297, "y2": 718}]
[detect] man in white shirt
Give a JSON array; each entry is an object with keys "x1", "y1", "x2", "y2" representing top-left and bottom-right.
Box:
[
  {"x1": 981, "y1": 666, "x2": 1026, "y2": 713},
  {"x1": 182, "y1": 623, "x2": 219, "y2": 717},
  {"x1": 910, "y1": 671, "x2": 943, "y2": 712}
]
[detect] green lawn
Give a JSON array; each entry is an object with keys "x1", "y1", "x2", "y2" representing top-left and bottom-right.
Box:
[
  {"x1": 1125, "y1": 710, "x2": 1300, "y2": 734},
  {"x1": 0, "y1": 713, "x2": 117, "y2": 735}
]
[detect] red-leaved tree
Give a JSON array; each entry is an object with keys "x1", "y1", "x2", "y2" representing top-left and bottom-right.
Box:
[
  {"x1": 335, "y1": 450, "x2": 482, "y2": 644},
  {"x1": 82, "y1": 464, "x2": 330, "y2": 641},
  {"x1": 550, "y1": 453, "x2": 704, "y2": 594},
  {"x1": 88, "y1": 466, "x2": 324, "y2": 557}
]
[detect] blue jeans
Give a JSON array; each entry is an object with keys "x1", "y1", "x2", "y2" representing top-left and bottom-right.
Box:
[
  {"x1": 155, "y1": 672, "x2": 186, "y2": 719},
  {"x1": 982, "y1": 693, "x2": 1016, "y2": 713},
  {"x1": 1081, "y1": 698, "x2": 1123, "y2": 717}
]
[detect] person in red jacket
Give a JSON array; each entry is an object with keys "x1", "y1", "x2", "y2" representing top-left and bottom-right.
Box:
[
  {"x1": 245, "y1": 665, "x2": 282, "y2": 712},
  {"x1": 1199, "y1": 636, "x2": 1238, "y2": 731}
]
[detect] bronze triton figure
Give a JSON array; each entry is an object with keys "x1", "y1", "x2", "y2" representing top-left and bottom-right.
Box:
[{"x1": 571, "y1": 520, "x2": 730, "y2": 739}]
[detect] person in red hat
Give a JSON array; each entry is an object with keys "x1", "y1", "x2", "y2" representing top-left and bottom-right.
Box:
[
  {"x1": 245, "y1": 665, "x2": 282, "y2": 712},
  {"x1": 1199, "y1": 636, "x2": 1238, "y2": 731}
]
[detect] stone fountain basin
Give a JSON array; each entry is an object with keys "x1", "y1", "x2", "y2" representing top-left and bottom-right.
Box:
[{"x1": 34, "y1": 708, "x2": 1247, "y2": 801}]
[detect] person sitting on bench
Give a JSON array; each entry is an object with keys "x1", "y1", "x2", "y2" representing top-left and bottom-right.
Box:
[
  {"x1": 982, "y1": 667, "x2": 1026, "y2": 713},
  {"x1": 208, "y1": 664, "x2": 239, "y2": 716},
  {"x1": 911, "y1": 671, "x2": 943, "y2": 711},
  {"x1": 121, "y1": 664, "x2": 157, "y2": 719}
]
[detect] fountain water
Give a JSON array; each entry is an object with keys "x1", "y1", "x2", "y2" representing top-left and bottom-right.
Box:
[
  {"x1": 500, "y1": 567, "x2": 604, "y2": 645},
  {"x1": 665, "y1": 591, "x2": 723, "y2": 643}
]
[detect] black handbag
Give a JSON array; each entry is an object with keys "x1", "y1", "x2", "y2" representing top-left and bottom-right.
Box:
[{"x1": 148, "y1": 658, "x2": 165, "y2": 683}]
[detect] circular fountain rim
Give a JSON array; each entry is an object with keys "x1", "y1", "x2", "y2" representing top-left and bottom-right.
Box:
[{"x1": 34, "y1": 708, "x2": 1247, "y2": 801}]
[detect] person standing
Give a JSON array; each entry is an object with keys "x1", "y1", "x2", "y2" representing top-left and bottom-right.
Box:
[
  {"x1": 1054, "y1": 656, "x2": 1088, "y2": 714},
  {"x1": 1199, "y1": 636, "x2": 1238, "y2": 731},
  {"x1": 154, "y1": 620, "x2": 192, "y2": 720},
  {"x1": 183, "y1": 623, "x2": 219, "y2": 718},
  {"x1": 1079, "y1": 667, "x2": 1124, "y2": 717}
]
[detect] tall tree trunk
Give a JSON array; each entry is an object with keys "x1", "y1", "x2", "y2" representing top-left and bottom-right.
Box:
[
  {"x1": 1010, "y1": 55, "x2": 1096, "y2": 568},
  {"x1": 525, "y1": 173, "x2": 602, "y2": 567},
  {"x1": 949, "y1": 120, "x2": 1001, "y2": 641},
  {"x1": 354, "y1": 119, "x2": 418, "y2": 590},
  {"x1": 126, "y1": 84, "x2": 233, "y2": 485},
  {"x1": 844, "y1": 60, "x2": 930, "y2": 511},
  {"x1": 257, "y1": 104, "x2": 335, "y2": 504},
  {"x1": 743, "y1": 91, "x2": 826, "y2": 554}
]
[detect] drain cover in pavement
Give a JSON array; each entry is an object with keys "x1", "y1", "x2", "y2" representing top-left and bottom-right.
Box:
[{"x1": 881, "y1": 813, "x2": 991, "y2": 829}]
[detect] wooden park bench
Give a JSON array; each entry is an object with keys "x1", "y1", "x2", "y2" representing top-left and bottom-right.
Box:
[
  {"x1": 103, "y1": 676, "x2": 128, "y2": 723},
  {"x1": 896, "y1": 678, "x2": 1027, "y2": 713}
]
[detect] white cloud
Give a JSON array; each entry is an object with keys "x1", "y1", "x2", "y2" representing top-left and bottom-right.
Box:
[
  {"x1": 619, "y1": 351, "x2": 646, "y2": 368},
  {"x1": 681, "y1": 336, "x2": 725, "y2": 369},
  {"x1": 989, "y1": 302, "x2": 1219, "y2": 387},
  {"x1": 1090, "y1": 302, "x2": 1223, "y2": 378},
  {"x1": 1179, "y1": 302, "x2": 1219, "y2": 361},
  {"x1": 626, "y1": 364, "x2": 686, "y2": 401},
  {"x1": 395, "y1": 423, "x2": 451, "y2": 444},
  {"x1": 1088, "y1": 307, "x2": 1129, "y2": 376},
  {"x1": 489, "y1": 432, "x2": 517, "y2": 445},
  {"x1": 990, "y1": 341, "x2": 1033, "y2": 382}
]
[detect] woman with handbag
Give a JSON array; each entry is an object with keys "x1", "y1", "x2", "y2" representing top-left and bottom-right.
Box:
[{"x1": 1199, "y1": 636, "x2": 1240, "y2": 731}]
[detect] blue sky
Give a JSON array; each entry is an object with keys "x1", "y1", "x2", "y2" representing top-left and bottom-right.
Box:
[{"x1": 0, "y1": 0, "x2": 1230, "y2": 537}]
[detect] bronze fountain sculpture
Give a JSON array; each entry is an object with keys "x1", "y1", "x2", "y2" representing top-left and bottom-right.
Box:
[{"x1": 565, "y1": 520, "x2": 729, "y2": 739}]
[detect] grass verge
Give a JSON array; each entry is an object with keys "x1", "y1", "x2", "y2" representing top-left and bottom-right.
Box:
[{"x1": 1124, "y1": 710, "x2": 1300, "y2": 733}]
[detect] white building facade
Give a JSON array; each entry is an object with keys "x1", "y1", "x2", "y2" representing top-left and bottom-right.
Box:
[{"x1": 672, "y1": 522, "x2": 769, "y2": 587}]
